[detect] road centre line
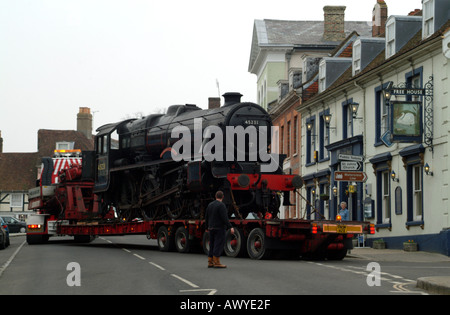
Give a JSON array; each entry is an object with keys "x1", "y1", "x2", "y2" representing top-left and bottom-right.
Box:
[
  {"x1": 171, "y1": 273, "x2": 200, "y2": 288},
  {"x1": 149, "y1": 261, "x2": 166, "y2": 271},
  {"x1": 102, "y1": 237, "x2": 207, "y2": 292}
]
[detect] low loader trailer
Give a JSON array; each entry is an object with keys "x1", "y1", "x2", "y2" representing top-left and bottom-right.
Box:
[{"x1": 27, "y1": 153, "x2": 374, "y2": 260}]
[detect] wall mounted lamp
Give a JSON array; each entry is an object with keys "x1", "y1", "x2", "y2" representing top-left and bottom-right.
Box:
[
  {"x1": 383, "y1": 81, "x2": 394, "y2": 106},
  {"x1": 332, "y1": 186, "x2": 338, "y2": 197},
  {"x1": 424, "y1": 163, "x2": 434, "y2": 176},
  {"x1": 391, "y1": 170, "x2": 399, "y2": 182},
  {"x1": 323, "y1": 113, "x2": 336, "y2": 129},
  {"x1": 350, "y1": 102, "x2": 362, "y2": 119}
]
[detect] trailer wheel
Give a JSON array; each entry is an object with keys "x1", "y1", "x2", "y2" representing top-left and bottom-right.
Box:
[
  {"x1": 224, "y1": 227, "x2": 247, "y2": 258},
  {"x1": 202, "y1": 231, "x2": 210, "y2": 255},
  {"x1": 157, "y1": 226, "x2": 174, "y2": 252},
  {"x1": 174, "y1": 226, "x2": 191, "y2": 253},
  {"x1": 326, "y1": 248, "x2": 347, "y2": 261},
  {"x1": 247, "y1": 228, "x2": 272, "y2": 260},
  {"x1": 26, "y1": 234, "x2": 49, "y2": 245}
]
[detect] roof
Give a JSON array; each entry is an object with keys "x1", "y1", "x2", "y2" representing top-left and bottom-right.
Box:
[
  {"x1": 37, "y1": 129, "x2": 94, "y2": 157},
  {"x1": 300, "y1": 19, "x2": 450, "y2": 109},
  {"x1": 249, "y1": 19, "x2": 372, "y2": 72},
  {"x1": 0, "y1": 129, "x2": 94, "y2": 192},
  {"x1": 259, "y1": 19, "x2": 372, "y2": 46},
  {"x1": 0, "y1": 153, "x2": 38, "y2": 191}
]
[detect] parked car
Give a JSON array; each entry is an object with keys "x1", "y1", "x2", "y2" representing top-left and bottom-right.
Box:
[
  {"x1": 0, "y1": 217, "x2": 10, "y2": 249},
  {"x1": 1, "y1": 216, "x2": 27, "y2": 233}
]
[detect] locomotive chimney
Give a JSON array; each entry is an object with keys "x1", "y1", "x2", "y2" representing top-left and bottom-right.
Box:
[
  {"x1": 77, "y1": 107, "x2": 93, "y2": 140},
  {"x1": 208, "y1": 97, "x2": 221, "y2": 109},
  {"x1": 222, "y1": 92, "x2": 243, "y2": 107}
]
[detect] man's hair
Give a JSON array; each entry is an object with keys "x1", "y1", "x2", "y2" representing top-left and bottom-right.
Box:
[{"x1": 215, "y1": 191, "x2": 224, "y2": 200}]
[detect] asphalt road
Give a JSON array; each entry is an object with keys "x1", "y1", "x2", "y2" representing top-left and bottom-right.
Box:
[{"x1": 1, "y1": 234, "x2": 449, "y2": 297}]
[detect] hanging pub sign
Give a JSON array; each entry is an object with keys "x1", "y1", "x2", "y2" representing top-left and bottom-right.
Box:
[{"x1": 390, "y1": 101, "x2": 422, "y2": 143}]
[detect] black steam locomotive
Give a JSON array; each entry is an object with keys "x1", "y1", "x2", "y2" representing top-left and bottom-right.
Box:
[{"x1": 92, "y1": 93, "x2": 302, "y2": 221}]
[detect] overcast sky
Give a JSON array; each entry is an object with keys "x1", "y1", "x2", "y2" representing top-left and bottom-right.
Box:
[{"x1": 0, "y1": 0, "x2": 422, "y2": 152}]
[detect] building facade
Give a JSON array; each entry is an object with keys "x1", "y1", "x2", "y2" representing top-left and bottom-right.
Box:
[{"x1": 297, "y1": 0, "x2": 450, "y2": 255}]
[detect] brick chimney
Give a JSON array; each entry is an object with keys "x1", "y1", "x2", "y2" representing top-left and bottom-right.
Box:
[
  {"x1": 372, "y1": 0, "x2": 388, "y2": 37},
  {"x1": 77, "y1": 107, "x2": 93, "y2": 140},
  {"x1": 323, "y1": 6, "x2": 346, "y2": 42},
  {"x1": 0, "y1": 131, "x2": 3, "y2": 153},
  {"x1": 208, "y1": 97, "x2": 221, "y2": 109}
]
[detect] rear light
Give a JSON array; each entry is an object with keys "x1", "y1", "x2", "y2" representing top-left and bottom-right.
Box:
[
  {"x1": 369, "y1": 224, "x2": 375, "y2": 235},
  {"x1": 312, "y1": 224, "x2": 318, "y2": 234},
  {"x1": 27, "y1": 224, "x2": 42, "y2": 229},
  {"x1": 336, "y1": 215, "x2": 342, "y2": 222}
]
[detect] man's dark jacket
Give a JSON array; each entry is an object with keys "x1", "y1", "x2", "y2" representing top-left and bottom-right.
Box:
[{"x1": 205, "y1": 200, "x2": 232, "y2": 230}]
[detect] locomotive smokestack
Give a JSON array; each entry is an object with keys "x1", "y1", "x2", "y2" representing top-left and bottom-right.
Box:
[{"x1": 222, "y1": 92, "x2": 243, "y2": 107}]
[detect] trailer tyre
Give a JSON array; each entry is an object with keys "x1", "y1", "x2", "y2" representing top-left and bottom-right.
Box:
[
  {"x1": 157, "y1": 226, "x2": 174, "y2": 252},
  {"x1": 224, "y1": 227, "x2": 247, "y2": 258},
  {"x1": 202, "y1": 231, "x2": 210, "y2": 255},
  {"x1": 247, "y1": 228, "x2": 272, "y2": 260},
  {"x1": 174, "y1": 226, "x2": 190, "y2": 253}
]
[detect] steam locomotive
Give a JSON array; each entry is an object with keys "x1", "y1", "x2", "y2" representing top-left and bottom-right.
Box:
[{"x1": 91, "y1": 93, "x2": 302, "y2": 221}]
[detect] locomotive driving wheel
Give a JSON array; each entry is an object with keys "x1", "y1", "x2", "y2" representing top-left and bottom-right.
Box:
[{"x1": 140, "y1": 173, "x2": 161, "y2": 220}]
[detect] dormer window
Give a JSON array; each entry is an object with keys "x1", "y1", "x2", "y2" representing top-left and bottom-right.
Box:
[
  {"x1": 386, "y1": 18, "x2": 395, "y2": 58},
  {"x1": 353, "y1": 40, "x2": 361, "y2": 76},
  {"x1": 319, "y1": 61, "x2": 326, "y2": 93},
  {"x1": 385, "y1": 16, "x2": 422, "y2": 59},
  {"x1": 423, "y1": 0, "x2": 435, "y2": 38}
]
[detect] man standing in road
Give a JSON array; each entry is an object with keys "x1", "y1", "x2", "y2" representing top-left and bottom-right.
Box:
[{"x1": 205, "y1": 191, "x2": 234, "y2": 268}]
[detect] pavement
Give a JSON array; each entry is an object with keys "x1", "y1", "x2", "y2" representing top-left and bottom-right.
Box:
[{"x1": 348, "y1": 247, "x2": 450, "y2": 295}]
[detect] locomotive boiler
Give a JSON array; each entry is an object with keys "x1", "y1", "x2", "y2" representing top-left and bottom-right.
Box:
[{"x1": 92, "y1": 93, "x2": 302, "y2": 222}]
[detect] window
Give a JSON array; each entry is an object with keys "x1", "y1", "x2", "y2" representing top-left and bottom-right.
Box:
[
  {"x1": 413, "y1": 165, "x2": 423, "y2": 220},
  {"x1": 10, "y1": 194, "x2": 23, "y2": 208},
  {"x1": 386, "y1": 19, "x2": 395, "y2": 58},
  {"x1": 293, "y1": 116, "x2": 298, "y2": 155},
  {"x1": 353, "y1": 41, "x2": 361, "y2": 76},
  {"x1": 382, "y1": 171, "x2": 391, "y2": 223},
  {"x1": 319, "y1": 110, "x2": 330, "y2": 161},
  {"x1": 306, "y1": 117, "x2": 316, "y2": 165},
  {"x1": 342, "y1": 99, "x2": 354, "y2": 140},
  {"x1": 280, "y1": 125, "x2": 284, "y2": 155},
  {"x1": 423, "y1": 0, "x2": 435, "y2": 38},
  {"x1": 374, "y1": 83, "x2": 391, "y2": 146},
  {"x1": 369, "y1": 152, "x2": 392, "y2": 229},
  {"x1": 399, "y1": 144, "x2": 425, "y2": 227},
  {"x1": 319, "y1": 61, "x2": 326, "y2": 93},
  {"x1": 56, "y1": 142, "x2": 74, "y2": 151},
  {"x1": 287, "y1": 120, "x2": 291, "y2": 157}
]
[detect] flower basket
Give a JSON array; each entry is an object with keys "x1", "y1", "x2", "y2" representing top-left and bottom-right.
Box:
[
  {"x1": 372, "y1": 239, "x2": 386, "y2": 249},
  {"x1": 320, "y1": 194, "x2": 329, "y2": 200},
  {"x1": 403, "y1": 241, "x2": 418, "y2": 252}
]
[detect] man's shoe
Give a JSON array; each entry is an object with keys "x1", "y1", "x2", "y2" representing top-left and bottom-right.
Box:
[{"x1": 213, "y1": 256, "x2": 227, "y2": 268}]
